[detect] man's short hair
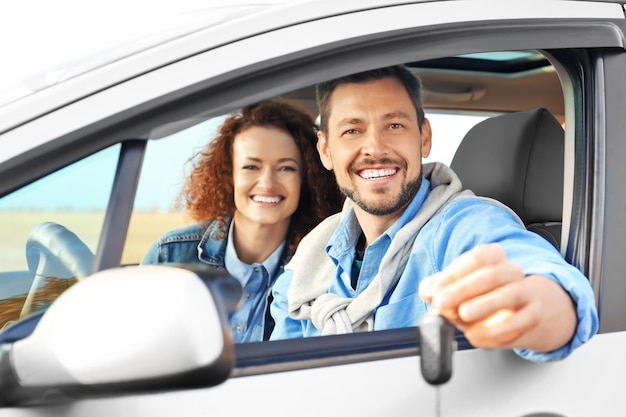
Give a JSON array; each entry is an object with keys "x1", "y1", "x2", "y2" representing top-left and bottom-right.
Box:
[{"x1": 316, "y1": 65, "x2": 425, "y2": 134}]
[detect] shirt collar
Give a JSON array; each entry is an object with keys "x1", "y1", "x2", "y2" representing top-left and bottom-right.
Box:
[
  {"x1": 387, "y1": 176, "x2": 431, "y2": 240},
  {"x1": 224, "y1": 220, "x2": 286, "y2": 281},
  {"x1": 327, "y1": 175, "x2": 432, "y2": 256}
]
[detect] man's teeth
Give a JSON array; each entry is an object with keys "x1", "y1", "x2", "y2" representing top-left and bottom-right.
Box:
[
  {"x1": 253, "y1": 196, "x2": 281, "y2": 203},
  {"x1": 359, "y1": 168, "x2": 396, "y2": 179}
]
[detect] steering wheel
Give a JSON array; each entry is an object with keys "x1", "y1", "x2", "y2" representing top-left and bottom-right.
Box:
[{"x1": 21, "y1": 222, "x2": 95, "y2": 318}]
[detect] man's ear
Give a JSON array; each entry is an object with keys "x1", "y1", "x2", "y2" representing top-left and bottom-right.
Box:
[
  {"x1": 317, "y1": 130, "x2": 334, "y2": 171},
  {"x1": 420, "y1": 118, "x2": 432, "y2": 159}
]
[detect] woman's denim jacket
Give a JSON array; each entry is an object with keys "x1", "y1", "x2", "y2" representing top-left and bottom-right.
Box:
[{"x1": 141, "y1": 216, "x2": 287, "y2": 341}]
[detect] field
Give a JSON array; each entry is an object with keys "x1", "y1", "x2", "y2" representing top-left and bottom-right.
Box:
[
  {"x1": 124, "y1": 211, "x2": 190, "y2": 264},
  {"x1": 0, "y1": 210, "x2": 188, "y2": 271}
]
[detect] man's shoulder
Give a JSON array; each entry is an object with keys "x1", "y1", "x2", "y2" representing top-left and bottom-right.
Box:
[{"x1": 441, "y1": 194, "x2": 524, "y2": 226}]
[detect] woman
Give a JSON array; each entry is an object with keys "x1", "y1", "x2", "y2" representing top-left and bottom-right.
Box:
[{"x1": 142, "y1": 99, "x2": 343, "y2": 343}]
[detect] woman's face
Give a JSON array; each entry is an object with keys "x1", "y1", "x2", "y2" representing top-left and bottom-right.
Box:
[{"x1": 232, "y1": 126, "x2": 303, "y2": 231}]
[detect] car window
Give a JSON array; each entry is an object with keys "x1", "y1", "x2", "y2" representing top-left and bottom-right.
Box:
[
  {"x1": 39, "y1": 47, "x2": 567, "y2": 348},
  {"x1": 124, "y1": 108, "x2": 488, "y2": 266},
  {"x1": 423, "y1": 111, "x2": 491, "y2": 165},
  {"x1": 0, "y1": 145, "x2": 119, "y2": 330},
  {"x1": 123, "y1": 116, "x2": 228, "y2": 265},
  {"x1": 121, "y1": 49, "x2": 565, "y2": 344}
]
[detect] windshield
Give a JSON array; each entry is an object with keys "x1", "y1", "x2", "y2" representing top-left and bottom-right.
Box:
[{"x1": 0, "y1": 1, "x2": 287, "y2": 108}]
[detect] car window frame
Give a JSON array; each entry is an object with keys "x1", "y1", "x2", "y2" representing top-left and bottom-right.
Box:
[
  {"x1": 119, "y1": 24, "x2": 618, "y2": 372},
  {"x1": 88, "y1": 18, "x2": 623, "y2": 274},
  {"x1": 2, "y1": 5, "x2": 625, "y2": 374}
]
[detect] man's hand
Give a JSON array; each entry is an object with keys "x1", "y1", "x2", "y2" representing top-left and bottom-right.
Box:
[{"x1": 418, "y1": 243, "x2": 577, "y2": 352}]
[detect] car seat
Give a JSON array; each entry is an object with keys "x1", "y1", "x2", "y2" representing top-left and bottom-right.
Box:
[{"x1": 450, "y1": 107, "x2": 564, "y2": 249}]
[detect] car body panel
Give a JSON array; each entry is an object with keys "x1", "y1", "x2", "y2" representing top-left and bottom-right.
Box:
[
  {"x1": 1, "y1": 0, "x2": 625, "y2": 415},
  {"x1": 0, "y1": 332, "x2": 622, "y2": 416}
]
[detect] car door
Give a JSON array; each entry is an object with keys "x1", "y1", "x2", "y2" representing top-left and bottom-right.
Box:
[{"x1": 1, "y1": 1, "x2": 625, "y2": 416}]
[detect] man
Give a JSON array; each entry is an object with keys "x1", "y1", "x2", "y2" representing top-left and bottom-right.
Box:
[{"x1": 270, "y1": 65, "x2": 598, "y2": 362}]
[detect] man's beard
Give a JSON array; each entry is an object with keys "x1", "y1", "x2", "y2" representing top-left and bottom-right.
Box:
[{"x1": 339, "y1": 172, "x2": 422, "y2": 216}]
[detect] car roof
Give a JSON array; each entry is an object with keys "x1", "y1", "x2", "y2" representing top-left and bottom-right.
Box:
[
  {"x1": 0, "y1": 1, "x2": 284, "y2": 107},
  {"x1": 0, "y1": 0, "x2": 415, "y2": 133},
  {"x1": 1, "y1": 0, "x2": 622, "y2": 136},
  {"x1": 5, "y1": 0, "x2": 622, "y2": 109},
  {"x1": 0, "y1": 0, "x2": 424, "y2": 108}
]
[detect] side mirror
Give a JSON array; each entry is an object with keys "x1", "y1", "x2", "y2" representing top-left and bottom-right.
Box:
[{"x1": 0, "y1": 264, "x2": 241, "y2": 407}]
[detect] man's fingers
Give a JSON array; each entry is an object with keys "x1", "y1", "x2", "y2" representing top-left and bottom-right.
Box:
[
  {"x1": 419, "y1": 243, "x2": 508, "y2": 304},
  {"x1": 430, "y1": 261, "x2": 523, "y2": 311},
  {"x1": 459, "y1": 303, "x2": 541, "y2": 349},
  {"x1": 418, "y1": 273, "x2": 441, "y2": 302},
  {"x1": 434, "y1": 243, "x2": 508, "y2": 285},
  {"x1": 419, "y1": 242, "x2": 539, "y2": 350},
  {"x1": 455, "y1": 276, "x2": 528, "y2": 322}
]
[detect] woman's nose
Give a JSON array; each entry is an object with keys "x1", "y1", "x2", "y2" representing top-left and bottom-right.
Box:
[{"x1": 257, "y1": 169, "x2": 276, "y2": 188}]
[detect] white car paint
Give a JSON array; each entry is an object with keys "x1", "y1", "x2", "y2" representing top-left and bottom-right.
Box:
[
  {"x1": 0, "y1": 0, "x2": 623, "y2": 415},
  {"x1": 1, "y1": 332, "x2": 621, "y2": 417}
]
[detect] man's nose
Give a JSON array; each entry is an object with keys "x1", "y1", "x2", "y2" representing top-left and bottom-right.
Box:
[{"x1": 362, "y1": 129, "x2": 388, "y2": 157}]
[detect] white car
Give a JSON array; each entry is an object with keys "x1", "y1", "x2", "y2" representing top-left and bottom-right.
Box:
[{"x1": 1, "y1": 1, "x2": 625, "y2": 415}]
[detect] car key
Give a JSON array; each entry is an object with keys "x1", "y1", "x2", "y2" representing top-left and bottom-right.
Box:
[
  {"x1": 418, "y1": 312, "x2": 455, "y2": 385},
  {"x1": 418, "y1": 312, "x2": 455, "y2": 417}
]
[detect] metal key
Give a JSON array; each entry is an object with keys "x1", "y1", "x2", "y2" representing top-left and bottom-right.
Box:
[{"x1": 418, "y1": 312, "x2": 455, "y2": 417}]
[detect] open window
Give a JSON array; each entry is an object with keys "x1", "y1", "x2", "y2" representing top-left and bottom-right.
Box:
[{"x1": 0, "y1": 145, "x2": 119, "y2": 330}]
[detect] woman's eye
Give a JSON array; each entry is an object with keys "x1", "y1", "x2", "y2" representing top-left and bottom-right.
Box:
[
  {"x1": 279, "y1": 166, "x2": 298, "y2": 172},
  {"x1": 242, "y1": 165, "x2": 259, "y2": 170}
]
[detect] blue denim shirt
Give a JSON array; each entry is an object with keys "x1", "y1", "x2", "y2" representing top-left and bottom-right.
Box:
[
  {"x1": 142, "y1": 217, "x2": 287, "y2": 343},
  {"x1": 271, "y1": 177, "x2": 599, "y2": 362}
]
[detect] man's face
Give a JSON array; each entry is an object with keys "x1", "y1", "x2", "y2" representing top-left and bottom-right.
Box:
[{"x1": 317, "y1": 77, "x2": 432, "y2": 217}]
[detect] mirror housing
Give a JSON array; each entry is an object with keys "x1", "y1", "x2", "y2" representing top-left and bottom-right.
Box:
[{"x1": 0, "y1": 264, "x2": 241, "y2": 406}]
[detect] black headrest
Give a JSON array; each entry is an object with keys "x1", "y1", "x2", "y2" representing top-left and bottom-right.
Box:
[{"x1": 450, "y1": 107, "x2": 564, "y2": 225}]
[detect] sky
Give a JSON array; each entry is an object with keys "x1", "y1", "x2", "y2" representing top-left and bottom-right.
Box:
[{"x1": 0, "y1": 118, "x2": 218, "y2": 212}]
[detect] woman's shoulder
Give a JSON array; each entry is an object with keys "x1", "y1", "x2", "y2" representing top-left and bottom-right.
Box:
[{"x1": 156, "y1": 218, "x2": 226, "y2": 245}]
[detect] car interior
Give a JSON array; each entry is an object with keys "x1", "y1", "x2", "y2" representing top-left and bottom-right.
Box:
[
  {"x1": 414, "y1": 51, "x2": 564, "y2": 122},
  {"x1": 450, "y1": 107, "x2": 565, "y2": 249}
]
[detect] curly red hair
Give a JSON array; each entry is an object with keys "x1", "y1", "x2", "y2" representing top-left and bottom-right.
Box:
[{"x1": 179, "y1": 99, "x2": 343, "y2": 255}]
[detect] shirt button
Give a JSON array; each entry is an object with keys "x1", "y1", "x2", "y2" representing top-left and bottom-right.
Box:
[
  {"x1": 253, "y1": 267, "x2": 260, "y2": 273},
  {"x1": 236, "y1": 324, "x2": 242, "y2": 332},
  {"x1": 246, "y1": 292, "x2": 252, "y2": 299}
]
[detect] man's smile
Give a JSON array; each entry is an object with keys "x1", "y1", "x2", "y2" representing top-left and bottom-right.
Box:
[{"x1": 357, "y1": 168, "x2": 399, "y2": 180}]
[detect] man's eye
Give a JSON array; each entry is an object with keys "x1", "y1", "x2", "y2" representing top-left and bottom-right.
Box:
[
  {"x1": 342, "y1": 129, "x2": 360, "y2": 136},
  {"x1": 389, "y1": 123, "x2": 404, "y2": 129}
]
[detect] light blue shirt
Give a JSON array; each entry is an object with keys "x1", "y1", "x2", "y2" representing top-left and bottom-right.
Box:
[
  {"x1": 271, "y1": 177, "x2": 599, "y2": 362},
  {"x1": 225, "y1": 222, "x2": 285, "y2": 343}
]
